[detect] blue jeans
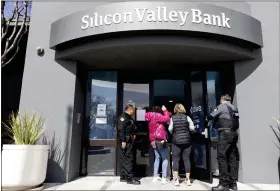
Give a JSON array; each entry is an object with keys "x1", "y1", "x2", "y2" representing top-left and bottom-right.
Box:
[{"x1": 154, "y1": 148, "x2": 168, "y2": 178}]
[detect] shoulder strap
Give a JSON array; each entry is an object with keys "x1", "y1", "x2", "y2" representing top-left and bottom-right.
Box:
[
  {"x1": 226, "y1": 105, "x2": 239, "y2": 120},
  {"x1": 226, "y1": 105, "x2": 233, "y2": 118}
]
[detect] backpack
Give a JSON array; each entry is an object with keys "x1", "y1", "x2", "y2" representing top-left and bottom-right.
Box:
[{"x1": 226, "y1": 105, "x2": 240, "y2": 131}]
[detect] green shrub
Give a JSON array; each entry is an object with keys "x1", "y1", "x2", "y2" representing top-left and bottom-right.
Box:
[{"x1": 3, "y1": 110, "x2": 45, "y2": 145}]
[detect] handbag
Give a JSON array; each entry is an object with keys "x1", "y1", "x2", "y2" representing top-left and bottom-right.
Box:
[{"x1": 155, "y1": 139, "x2": 166, "y2": 149}]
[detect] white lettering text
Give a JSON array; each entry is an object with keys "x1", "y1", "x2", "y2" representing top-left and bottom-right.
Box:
[
  {"x1": 81, "y1": 15, "x2": 89, "y2": 29},
  {"x1": 81, "y1": 7, "x2": 231, "y2": 30}
]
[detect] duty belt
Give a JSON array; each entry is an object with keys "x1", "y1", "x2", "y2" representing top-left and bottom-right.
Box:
[{"x1": 218, "y1": 128, "x2": 233, "y2": 132}]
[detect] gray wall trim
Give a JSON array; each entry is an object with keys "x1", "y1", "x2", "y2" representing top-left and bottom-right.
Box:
[{"x1": 49, "y1": 2, "x2": 263, "y2": 48}]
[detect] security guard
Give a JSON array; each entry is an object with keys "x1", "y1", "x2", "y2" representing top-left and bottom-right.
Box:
[
  {"x1": 206, "y1": 94, "x2": 240, "y2": 191},
  {"x1": 117, "y1": 104, "x2": 140, "y2": 185}
]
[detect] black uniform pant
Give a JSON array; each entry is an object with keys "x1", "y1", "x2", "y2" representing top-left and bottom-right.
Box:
[
  {"x1": 120, "y1": 141, "x2": 134, "y2": 180},
  {"x1": 217, "y1": 130, "x2": 240, "y2": 186}
]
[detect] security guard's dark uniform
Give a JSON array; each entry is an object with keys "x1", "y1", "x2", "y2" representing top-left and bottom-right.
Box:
[
  {"x1": 117, "y1": 112, "x2": 140, "y2": 185},
  {"x1": 207, "y1": 102, "x2": 240, "y2": 191}
]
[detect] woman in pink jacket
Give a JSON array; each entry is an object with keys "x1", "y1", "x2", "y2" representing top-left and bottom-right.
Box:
[{"x1": 145, "y1": 105, "x2": 170, "y2": 184}]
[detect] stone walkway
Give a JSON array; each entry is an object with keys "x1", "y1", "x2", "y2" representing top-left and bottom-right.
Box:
[{"x1": 44, "y1": 176, "x2": 280, "y2": 190}]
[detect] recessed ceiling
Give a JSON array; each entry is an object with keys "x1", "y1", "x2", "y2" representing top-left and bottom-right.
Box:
[{"x1": 56, "y1": 35, "x2": 254, "y2": 69}]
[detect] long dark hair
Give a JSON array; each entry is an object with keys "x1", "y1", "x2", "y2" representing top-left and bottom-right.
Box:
[{"x1": 152, "y1": 106, "x2": 162, "y2": 114}]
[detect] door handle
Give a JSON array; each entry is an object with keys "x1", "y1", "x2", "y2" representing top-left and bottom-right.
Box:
[{"x1": 202, "y1": 128, "x2": 208, "y2": 139}]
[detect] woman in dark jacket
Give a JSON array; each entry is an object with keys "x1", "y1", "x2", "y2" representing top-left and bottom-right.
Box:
[{"x1": 168, "y1": 103, "x2": 195, "y2": 187}]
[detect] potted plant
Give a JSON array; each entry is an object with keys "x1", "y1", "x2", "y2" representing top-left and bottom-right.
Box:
[
  {"x1": 270, "y1": 117, "x2": 280, "y2": 183},
  {"x1": 2, "y1": 110, "x2": 50, "y2": 190}
]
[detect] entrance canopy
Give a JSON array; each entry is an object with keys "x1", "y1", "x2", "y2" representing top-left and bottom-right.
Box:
[
  {"x1": 55, "y1": 34, "x2": 258, "y2": 69},
  {"x1": 50, "y1": 2, "x2": 262, "y2": 69},
  {"x1": 50, "y1": 2, "x2": 263, "y2": 48}
]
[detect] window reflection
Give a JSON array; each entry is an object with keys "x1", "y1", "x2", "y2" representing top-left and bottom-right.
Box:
[
  {"x1": 123, "y1": 83, "x2": 149, "y2": 109},
  {"x1": 206, "y1": 72, "x2": 221, "y2": 142},
  {"x1": 154, "y1": 80, "x2": 184, "y2": 97},
  {"x1": 190, "y1": 72, "x2": 205, "y2": 133},
  {"x1": 87, "y1": 147, "x2": 115, "y2": 176},
  {"x1": 154, "y1": 80, "x2": 185, "y2": 112},
  {"x1": 87, "y1": 71, "x2": 117, "y2": 140}
]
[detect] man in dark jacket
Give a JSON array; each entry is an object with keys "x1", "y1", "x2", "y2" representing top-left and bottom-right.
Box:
[
  {"x1": 117, "y1": 104, "x2": 140, "y2": 185},
  {"x1": 207, "y1": 94, "x2": 240, "y2": 191}
]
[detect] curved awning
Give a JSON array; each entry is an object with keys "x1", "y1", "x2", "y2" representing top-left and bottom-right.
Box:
[{"x1": 50, "y1": 2, "x2": 263, "y2": 49}]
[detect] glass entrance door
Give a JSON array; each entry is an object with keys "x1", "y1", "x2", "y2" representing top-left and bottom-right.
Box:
[
  {"x1": 123, "y1": 82, "x2": 150, "y2": 177},
  {"x1": 188, "y1": 71, "x2": 212, "y2": 182},
  {"x1": 82, "y1": 71, "x2": 117, "y2": 176},
  {"x1": 81, "y1": 70, "x2": 225, "y2": 183},
  {"x1": 153, "y1": 79, "x2": 187, "y2": 180},
  {"x1": 116, "y1": 70, "x2": 217, "y2": 183},
  {"x1": 116, "y1": 71, "x2": 152, "y2": 177},
  {"x1": 152, "y1": 74, "x2": 212, "y2": 183}
]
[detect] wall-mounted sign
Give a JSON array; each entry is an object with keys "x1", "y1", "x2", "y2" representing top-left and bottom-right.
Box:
[
  {"x1": 96, "y1": 117, "x2": 107, "y2": 124},
  {"x1": 50, "y1": 2, "x2": 263, "y2": 48},
  {"x1": 81, "y1": 7, "x2": 231, "y2": 30},
  {"x1": 190, "y1": 105, "x2": 202, "y2": 114},
  {"x1": 136, "y1": 109, "x2": 146, "y2": 121},
  {"x1": 190, "y1": 105, "x2": 204, "y2": 133},
  {"x1": 97, "y1": 104, "x2": 106, "y2": 117}
]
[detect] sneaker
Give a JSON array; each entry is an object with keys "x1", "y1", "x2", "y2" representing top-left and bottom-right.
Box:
[
  {"x1": 184, "y1": 179, "x2": 191, "y2": 186},
  {"x1": 161, "y1": 177, "x2": 169, "y2": 185},
  {"x1": 152, "y1": 176, "x2": 161, "y2": 183},
  {"x1": 173, "y1": 178, "x2": 180, "y2": 186}
]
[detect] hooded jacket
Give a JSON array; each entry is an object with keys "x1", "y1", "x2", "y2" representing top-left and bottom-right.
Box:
[{"x1": 145, "y1": 110, "x2": 170, "y2": 142}]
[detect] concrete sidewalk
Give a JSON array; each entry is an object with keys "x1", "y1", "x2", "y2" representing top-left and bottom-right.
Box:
[{"x1": 43, "y1": 176, "x2": 280, "y2": 190}]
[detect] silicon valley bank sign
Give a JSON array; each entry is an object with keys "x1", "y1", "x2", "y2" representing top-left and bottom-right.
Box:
[{"x1": 81, "y1": 7, "x2": 231, "y2": 30}]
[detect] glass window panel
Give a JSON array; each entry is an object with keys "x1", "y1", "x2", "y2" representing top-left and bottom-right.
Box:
[
  {"x1": 190, "y1": 72, "x2": 205, "y2": 133},
  {"x1": 206, "y1": 72, "x2": 221, "y2": 113},
  {"x1": 87, "y1": 146, "x2": 115, "y2": 176},
  {"x1": 87, "y1": 71, "x2": 117, "y2": 140},
  {"x1": 123, "y1": 83, "x2": 149, "y2": 109},
  {"x1": 206, "y1": 72, "x2": 221, "y2": 142},
  {"x1": 154, "y1": 80, "x2": 184, "y2": 97},
  {"x1": 190, "y1": 72, "x2": 207, "y2": 170},
  {"x1": 207, "y1": 71, "x2": 222, "y2": 175}
]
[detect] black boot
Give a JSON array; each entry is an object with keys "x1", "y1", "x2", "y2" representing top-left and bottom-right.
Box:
[
  {"x1": 229, "y1": 183, "x2": 238, "y2": 190},
  {"x1": 120, "y1": 176, "x2": 126, "y2": 182},
  {"x1": 127, "y1": 178, "x2": 141, "y2": 185},
  {"x1": 212, "y1": 184, "x2": 229, "y2": 191}
]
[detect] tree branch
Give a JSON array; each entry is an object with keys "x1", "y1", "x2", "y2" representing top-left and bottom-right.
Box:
[
  {"x1": 1, "y1": 1, "x2": 28, "y2": 64},
  {"x1": 4, "y1": 3, "x2": 20, "y2": 50},
  {"x1": 1, "y1": 1, "x2": 5, "y2": 23},
  {"x1": 2, "y1": 1, "x2": 18, "y2": 42},
  {"x1": 1, "y1": 1, "x2": 5, "y2": 36},
  {"x1": 1, "y1": 28, "x2": 27, "y2": 68}
]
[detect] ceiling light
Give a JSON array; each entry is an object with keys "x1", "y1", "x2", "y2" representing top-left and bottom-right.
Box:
[{"x1": 169, "y1": 100, "x2": 173, "y2": 103}]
